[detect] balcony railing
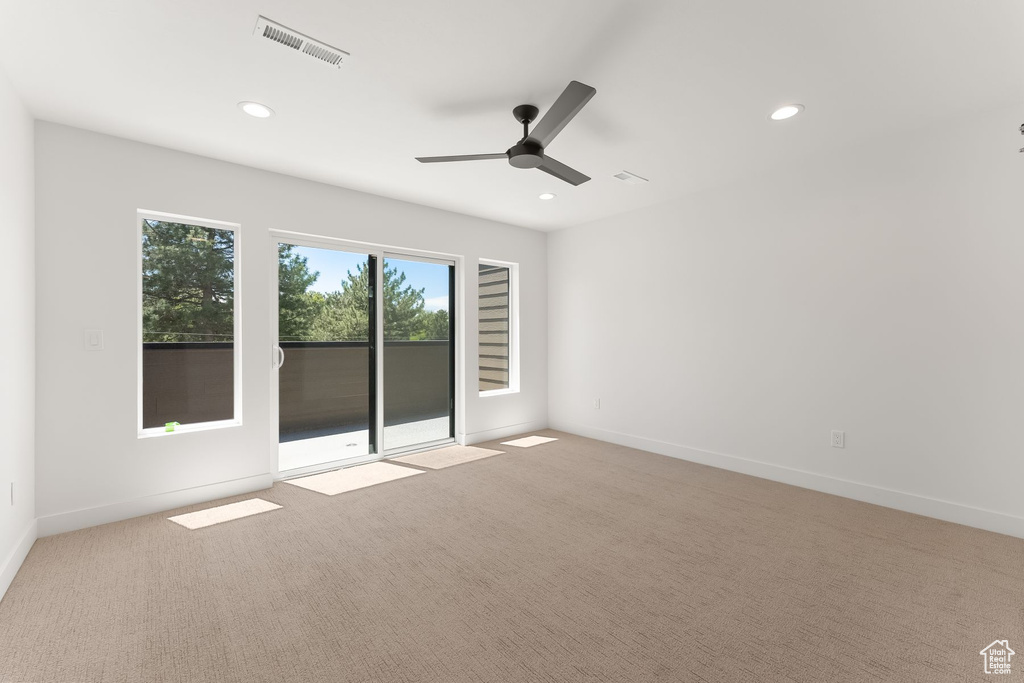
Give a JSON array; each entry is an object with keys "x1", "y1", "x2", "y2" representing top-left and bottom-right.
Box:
[{"x1": 142, "y1": 340, "x2": 451, "y2": 434}]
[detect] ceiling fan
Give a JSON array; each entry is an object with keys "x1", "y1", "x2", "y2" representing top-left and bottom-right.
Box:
[{"x1": 416, "y1": 80, "x2": 597, "y2": 186}]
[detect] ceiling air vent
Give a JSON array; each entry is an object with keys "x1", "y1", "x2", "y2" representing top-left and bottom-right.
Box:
[
  {"x1": 613, "y1": 170, "x2": 649, "y2": 185},
  {"x1": 253, "y1": 16, "x2": 350, "y2": 68}
]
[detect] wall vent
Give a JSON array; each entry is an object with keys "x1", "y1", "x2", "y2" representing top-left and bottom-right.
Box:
[
  {"x1": 253, "y1": 16, "x2": 350, "y2": 68},
  {"x1": 613, "y1": 170, "x2": 649, "y2": 185}
]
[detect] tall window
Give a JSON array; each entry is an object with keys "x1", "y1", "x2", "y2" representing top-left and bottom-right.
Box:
[
  {"x1": 478, "y1": 261, "x2": 516, "y2": 393},
  {"x1": 139, "y1": 212, "x2": 239, "y2": 433}
]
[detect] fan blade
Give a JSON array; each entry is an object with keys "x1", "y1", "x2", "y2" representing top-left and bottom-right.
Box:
[
  {"x1": 526, "y1": 81, "x2": 597, "y2": 148},
  {"x1": 536, "y1": 156, "x2": 590, "y2": 186},
  {"x1": 416, "y1": 153, "x2": 506, "y2": 163}
]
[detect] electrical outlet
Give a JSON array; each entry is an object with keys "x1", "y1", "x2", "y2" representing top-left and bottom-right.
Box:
[
  {"x1": 593, "y1": 398, "x2": 601, "y2": 409},
  {"x1": 84, "y1": 329, "x2": 104, "y2": 351},
  {"x1": 831, "y1": 430, "x2": 845, "y2": 448}
]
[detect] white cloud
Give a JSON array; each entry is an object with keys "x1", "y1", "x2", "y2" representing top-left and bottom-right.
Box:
[{"x1": 424, "y1": 296, "x2": 449, "y2": 312}]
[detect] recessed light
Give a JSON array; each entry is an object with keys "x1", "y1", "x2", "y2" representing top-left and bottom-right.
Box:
[
  {"x1": 770, "y1": 104, "x2": 804, "y2": 121},
  {"x1": 238, "y1": 101, "x2": 274, "y2": 118},
  {"x1": 538, "y1": 193, "x2": 556, "y2": 200}
]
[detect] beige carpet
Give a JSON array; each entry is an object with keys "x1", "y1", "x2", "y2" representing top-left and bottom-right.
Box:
[
  {"x1": 0, "y1": 430, "x2": 1022, "y2": 682},
  {"x1": 392, "y1": 444, "x2": 504, "y2": 469}
]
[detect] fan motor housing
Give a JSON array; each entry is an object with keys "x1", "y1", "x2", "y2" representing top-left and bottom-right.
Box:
[{"x1": 507, "y1": 141, "x2": 544, "y2": 169}]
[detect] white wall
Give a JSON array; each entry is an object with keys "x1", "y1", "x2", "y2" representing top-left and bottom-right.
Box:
[
  {"x1": 548, "y1": 102, "x2": 1024, "y2": 538},
  {"x1": 35, "y1": 122, "x2": 547, "y2": 533},
  {"x1": 0, "y1": 66, "x2": 36, "y2": 597}
]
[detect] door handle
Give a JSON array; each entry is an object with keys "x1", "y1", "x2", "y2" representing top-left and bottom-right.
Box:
[{"x1": 274, "y1": 345, "x2": 285, "y2": 369}]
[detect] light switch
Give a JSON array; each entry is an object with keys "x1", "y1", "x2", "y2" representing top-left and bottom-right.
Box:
[{"x1": 85, "y1": 329, "x2": 104, "y2": 350}]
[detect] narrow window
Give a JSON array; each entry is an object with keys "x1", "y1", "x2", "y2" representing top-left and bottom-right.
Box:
[
  {"x1": 140, "y1": 212, "x2": 239, "y2": 433},
  {"x1": 478, "y1": 261, "x2": 517, "y2": 394}
]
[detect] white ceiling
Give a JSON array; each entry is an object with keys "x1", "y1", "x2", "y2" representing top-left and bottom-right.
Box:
[{"x1": 1, "y1": 0, "x2": 1022, "y2": 231}]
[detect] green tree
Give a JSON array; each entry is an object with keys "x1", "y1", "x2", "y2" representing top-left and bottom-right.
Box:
[
  {"x1": 413, "y1": 309, "x2": 449, "y2": 341},
  {"x1": 306, "y1": 291, "x2": 351, "y2": 341},
  {"x1": 383, "y1": 265, "x2": 428, "y2": 340},
  {"x1": 312, "y1": 266, "x2": 371, "y2": 341},
  {"x1": 144, "y1": 229, "x2": 439, "y2": 344},
  {"x1": 278, "y1": 244, "x2": 321, "y2": 341},
  {"x1": 310, "y1": 263, "x2": 428, "y2": 341},
  {"x1": 142, "y1": 221, "x2": 234, "y2": 342}
]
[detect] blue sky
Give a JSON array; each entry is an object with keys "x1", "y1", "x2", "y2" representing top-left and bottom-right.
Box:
[{"x1": 291, "y1": 245, "x2": 450, "y2": 311}]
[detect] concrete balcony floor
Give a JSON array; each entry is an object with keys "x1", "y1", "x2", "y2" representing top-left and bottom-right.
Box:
[{"x1": 279, "y1": 416, "x2": 450, "y2": 472}]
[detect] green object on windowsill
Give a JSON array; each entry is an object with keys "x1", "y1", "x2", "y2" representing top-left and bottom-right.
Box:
[{"x1": 165, "y1": 422, "x2": 181, "y2": 432}]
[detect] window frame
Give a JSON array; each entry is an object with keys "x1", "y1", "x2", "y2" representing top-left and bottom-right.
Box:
[
  {"x1": 137, "y1": 209, "x2": 243, "y2": 438},
  {"x1": 478, "y1": 258, "x2": 519, "y2": 397}
]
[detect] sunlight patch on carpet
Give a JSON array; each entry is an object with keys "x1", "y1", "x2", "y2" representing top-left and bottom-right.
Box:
[
  {"x1": 283, "y1": 461, "x2": 422, "y2": 496},
  {"x1": 500, "y1": 435, "x2": 559, "y2": 448},
  {"x1": 392, "y1": 445, "x2": 504, "y2": 470},
  {"x1": 168, "y1": 499, "x2": 282, "y2": 530}
]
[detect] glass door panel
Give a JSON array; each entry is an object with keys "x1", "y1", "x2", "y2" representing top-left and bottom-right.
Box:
[
  {"x1": 382, "y1": 256, "x2": 454, "y2": 452},
  {"x1": 277, "y1": 243, "x2": 376, "y2": 472}
]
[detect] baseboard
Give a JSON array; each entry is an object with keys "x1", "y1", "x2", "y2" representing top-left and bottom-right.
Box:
[
  {"x1": 0, "y1": 519, "x2": 38, "y2": 603},
  {"x1": 36, "y1": 473, "x2": 275, "y2": 537},
  {"x1": 552, "y1": 419, "x2": 1024, "y2": 540},
  {"x1": 462, "y1": 419, "x2": 549, "y2": 446}
]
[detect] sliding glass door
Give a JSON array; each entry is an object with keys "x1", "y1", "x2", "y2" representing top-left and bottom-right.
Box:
[
  {"x1": 382, "y1": 256, "x2": 455, "y2": 452},
  {"x1": 276, "y1": 243, "x2": 376, "y2": 473},
  {"x1": 275, "y1": 240, "x2": 454, "y2": 473}
]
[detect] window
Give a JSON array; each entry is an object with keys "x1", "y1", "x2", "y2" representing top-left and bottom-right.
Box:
[
  {"x1": 139, "y1": 211, "x2": 240, "y2": 434},
  {"x1": 478, "y1": 261, "x2": 517, "y2": 394}
]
